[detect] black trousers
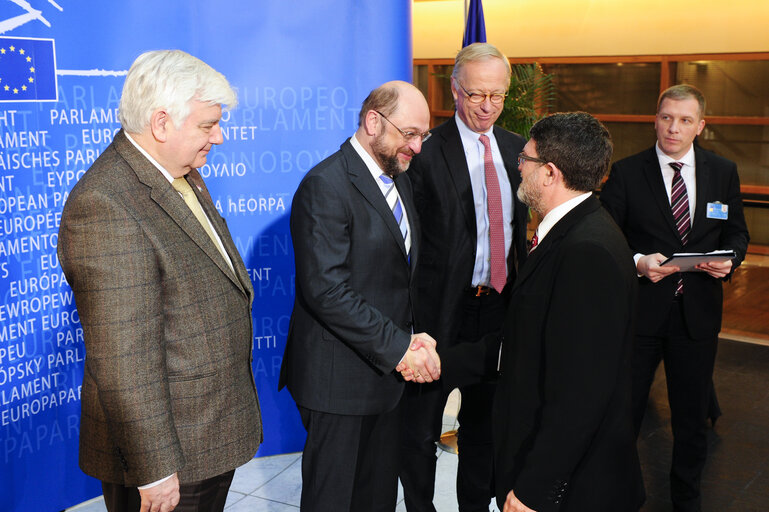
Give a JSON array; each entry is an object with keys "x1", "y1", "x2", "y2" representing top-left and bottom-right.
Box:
[
  {"x1": 299, "y1": 405, "x2": 400, "y2": 512},
  {"x1": 101, "y1": 469, "x2": 235, "y2": 512},
  {"x1": 399, "y1": 290, "x2": 506, "y2": 512},
  {"x1": 632, "y1": 299, "x2": 718, "y2": 512}
]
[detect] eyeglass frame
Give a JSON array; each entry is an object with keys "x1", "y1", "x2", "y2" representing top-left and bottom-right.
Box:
[
  {"x1": 517, "y1": 152, "x2": 548, "y2": 167},
  {"x1": 454, "y1": 79, "x2": 508, "y2": 105},
  {"x1": 374, "y1": 110, "x2": 432, "y2": 143}
]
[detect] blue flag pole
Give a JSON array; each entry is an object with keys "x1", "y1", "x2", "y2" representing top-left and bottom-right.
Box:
[{"x1": 462, "y1": 0, "x2": 487, "y2": 47}]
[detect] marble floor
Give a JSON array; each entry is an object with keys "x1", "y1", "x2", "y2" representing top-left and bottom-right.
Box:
[
  {"x1": 68, "y1": 337, "x2": 769, "y2": 512},
  {"x1": 67, "y1": 391, "x2": 502, "y2": 512}
]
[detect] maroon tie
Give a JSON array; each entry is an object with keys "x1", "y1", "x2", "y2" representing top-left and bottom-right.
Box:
[
  {"x1": 529, "y1": 231, "x2": 539, "y2": 254},
  {"x1": 479, "y1": 134, "x2": 506, "y2": 293},
  {"x1": 669, "y1": 161, "x2": 690, "y2": 295}
]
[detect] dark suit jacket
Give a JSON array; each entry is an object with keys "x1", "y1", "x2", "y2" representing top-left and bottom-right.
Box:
[
  {"x1": 408, "y1": 117, "x2": 528, "y2": 347},
  {"x1": 600, "y1": 145, "x2": 749, "y2": 339},
  {"x1": 279, "y1": 139, "x2": 419, "y2": 416},
  {"x1": 489, "y1": 196, "x2": 644, "y2": 511},
  {"x1": 58, "y1": 130, "x2": 262, "y2": 486}
]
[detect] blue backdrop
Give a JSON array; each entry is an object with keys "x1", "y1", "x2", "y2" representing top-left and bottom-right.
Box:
[{"x1": 0, "y1": 1, "x2": 412, "y2": 510}]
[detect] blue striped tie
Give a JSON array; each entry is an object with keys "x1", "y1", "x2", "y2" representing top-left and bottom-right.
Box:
[{"x1": 379, "y1": 175, "x2": 409, "y2": 248}]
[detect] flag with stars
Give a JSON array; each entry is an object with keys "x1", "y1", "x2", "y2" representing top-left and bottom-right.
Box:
[{"x1": 0, "y1": 36, "x2": 57, "y2": 102}]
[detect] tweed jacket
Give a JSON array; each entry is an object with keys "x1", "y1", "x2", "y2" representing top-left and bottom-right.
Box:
[{"x1": 58, "y1": 129, "x2": 262, "y2": 486}]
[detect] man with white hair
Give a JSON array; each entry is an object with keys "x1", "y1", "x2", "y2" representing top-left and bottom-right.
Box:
[{"x1": 58, "y1": 50, "x2": 262, "y2": 512}]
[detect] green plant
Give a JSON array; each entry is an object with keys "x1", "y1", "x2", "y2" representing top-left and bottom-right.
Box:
[{"x1": 495, "y1": 63, "x2": 555, "y2": 138}]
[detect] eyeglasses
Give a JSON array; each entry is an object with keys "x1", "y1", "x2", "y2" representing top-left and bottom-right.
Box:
[
  {"x1": 455, "y1": 79, "x2": 508, "y2": 105},
  {"x1": 375, "y1": 111, "x2": 432, "y2": 143},
  {"x1": 517, "y1": 153, "x2": 548, "y2": 167}
]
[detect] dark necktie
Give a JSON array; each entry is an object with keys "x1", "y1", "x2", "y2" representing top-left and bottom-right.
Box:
[
  {"x1": 479, "y1": 134, "x2": 506, "y2": 293},
  {"x1": 669, "y1": 161, "x2": 690, "y2": 295}
]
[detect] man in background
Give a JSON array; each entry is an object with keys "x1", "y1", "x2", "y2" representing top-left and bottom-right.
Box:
[
  {"x1": 58, "y1": 50, "x2": 262, "y2": 512},
  {"x1": 280, "y1": 81, "x2": 440, "y2": 512},
  {"x1": 601, "y1": 84, "x2": 749, "y2": 511},
  {"x1": 401, "y1": 42, "x2": 528, "y2": 512}
]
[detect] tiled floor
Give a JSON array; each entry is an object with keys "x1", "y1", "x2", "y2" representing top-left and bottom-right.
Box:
[
  {"x1": 638, "y1": 339, "x2": 769, "y2": 511},
  {"x1": 68, "y1": 391, "x2": 501, "y2": 512},
  {"x1": 69, "y1": 338, "x2": 769, "y2": 512}
]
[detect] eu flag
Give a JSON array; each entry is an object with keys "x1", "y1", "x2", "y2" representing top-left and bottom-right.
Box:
[
  {"x1": 0, "y1": 36, "x2": 57, "y2": 102},
  {"x1": 462, "y1": 0, "x2": 487, "y2": 47}
]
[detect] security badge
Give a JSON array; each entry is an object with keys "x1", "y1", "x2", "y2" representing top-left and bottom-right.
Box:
[{"x1": 707, "y1": 201, "x2": 729, "y2": 220}]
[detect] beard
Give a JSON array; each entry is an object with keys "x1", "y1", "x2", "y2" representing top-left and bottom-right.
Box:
[
  {"x1": 517, "y1": 173, "x2": 544, "y2": 217},
  {"x1": 371, "y1": 133, "x2": 413, "y2": 178}
]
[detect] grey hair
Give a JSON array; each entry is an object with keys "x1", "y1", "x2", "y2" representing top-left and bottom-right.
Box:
[
  {"x1": 119, "y1": 49, "x2": 237, "y2": 133},
  {"x1": 451, "y1": 42, "x2": 512, "y2": 82}
]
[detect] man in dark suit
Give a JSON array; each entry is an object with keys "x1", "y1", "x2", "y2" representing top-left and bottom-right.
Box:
[
  {"x1": 58, "y1": 50, "x2": 262, "y2": 512},
  {"x1": 416, "y1": 112, "x2": 645, "y2": 511},
  {"x1": 279, "y1": 81, "x2": 440, "y2": 512},
  {"x1": 600, "y1": 84, "x2": 750, "y2": 511},
  {"x1": 401, "y1": 42, "x2": 528, "y2": 512}
]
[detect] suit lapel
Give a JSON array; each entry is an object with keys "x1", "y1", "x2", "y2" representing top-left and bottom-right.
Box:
[
  {"x1": 691, "y1": 145, "x2": 710, "y2": 234},
  {"x1": 113, "y1": 131, "x2": 246, "y2": 295},
  {"x1": 641, "y1": 148, "x2": 680, "y2": 237},
  {"x1": 442, "y1": 119, "x2": 477, "y2": 240},
  {"x1": 343, "y1": 141, "x2": 410, "y2": 260},
  {"x1": 396, "y1": 176, "x2": 419, "y2": 270},
  {"x1": 513, "y1": 196, "x2": 600, "y2": 291},
  {"x1": 494, "y1": 126, "x2": 522, "y2": 191},
  {"x1": 187, "y1": 170, "x2": 252, "y2": 300}
]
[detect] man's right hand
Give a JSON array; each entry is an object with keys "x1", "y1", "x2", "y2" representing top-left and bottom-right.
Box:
[
  {"x1": 139, "y1": 473, "x2": 180, "y2": 512},
  {"x1": 637, "y1": 253, "x2": 679, "y2": 283},
  {"x1": 397, "y1": 333, "x2": 441, "y2": 383}
]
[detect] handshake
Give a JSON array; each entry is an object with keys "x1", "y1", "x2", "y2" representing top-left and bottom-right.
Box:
[{"x1": 395, "y1": 332, "x2": 441, "y2": 383}]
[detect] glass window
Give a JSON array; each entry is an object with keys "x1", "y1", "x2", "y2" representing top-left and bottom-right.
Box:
[
  {"x1": 432, "y1": 114, "x2": 453, "y2": 128},
  {"x1": 675, "y1": 60, "x2": 769, "y2": 117},
  {"x1": 433, "y1": 65, "x2": 455, "y2": 112},
  {"x1": 545, "y1": 63, "x2": 660, "y2": 115},
  {"x1": 603, "y1": 122, "x2": 658, "y2": 164},
  {"x1": 698, "y1": 124, "x2": 769, "y2": 187},
  {"x1": 413, "y1": 65, "x2": 428, "y2": 100},
  {"x1": 743, "y1": 206, "x2": 769, "y2": 245}
]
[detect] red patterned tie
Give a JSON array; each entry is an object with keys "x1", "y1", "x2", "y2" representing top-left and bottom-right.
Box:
[
  {"x1": 529, "y1": 231, "x2": 539, "y2": 254},
  {"x1": 669, "y1": 161, "x2": 690, "y2": 295},
  {"x1": 479, "y1": 134, "x2": 506, "y2": 293}
]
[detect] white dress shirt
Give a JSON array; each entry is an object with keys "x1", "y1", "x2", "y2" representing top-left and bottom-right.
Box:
[
  {"x1": 455, "y1": 114, "x2": 514, "y2": 287},
  {"x1": 350, "y1": 133, "x2": 412, "y2": 253},
  {"x1": 532, "y1": 192, "x2": 592, "y2": 247}
]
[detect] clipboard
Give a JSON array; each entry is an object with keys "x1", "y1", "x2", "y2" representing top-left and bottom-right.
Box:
[{"x1": 660, "y1": 250, "x2": 736, "y2": 272}]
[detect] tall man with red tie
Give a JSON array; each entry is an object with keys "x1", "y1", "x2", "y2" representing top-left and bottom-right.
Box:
[
  {"x1": 401, "y1": 42, "x2": 528, "y2": 512},
  {"x1": 601, "y1": 84, "x2": 750, "y2": 512}
]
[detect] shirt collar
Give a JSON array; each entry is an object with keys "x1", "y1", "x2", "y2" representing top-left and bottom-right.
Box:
[
  {"x1": 124, "y1": 131, "x2": 176, "y2": 184},
  {"x1": 455, "y1": 112, "x2": 494, "y2": 148},
  {"x1": 350, "y1": 133, "x2": 387, "y2": 182},
  {"x1": 655, "y1": 142, "x2": 696, "y2": 168},
  {"x1": 536, "y1": 192, "x2": 592, "y2": 242}
]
